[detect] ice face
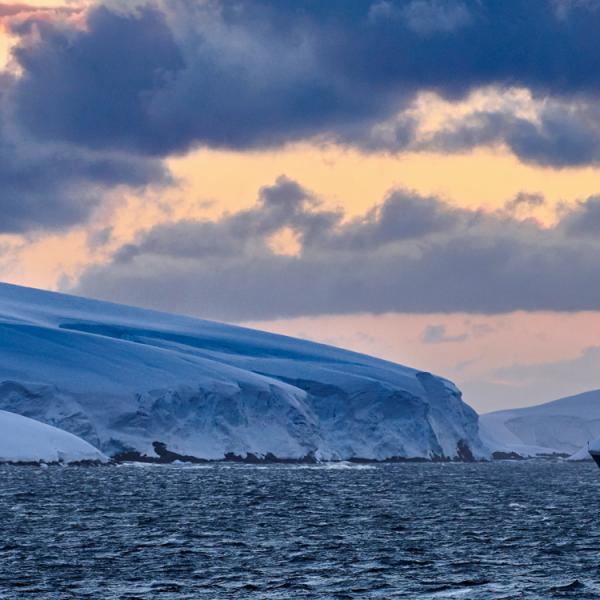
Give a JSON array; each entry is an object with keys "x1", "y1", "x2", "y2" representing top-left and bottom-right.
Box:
[{"x1": 0, "y1": 282, "x2": 485, "y2": 461}]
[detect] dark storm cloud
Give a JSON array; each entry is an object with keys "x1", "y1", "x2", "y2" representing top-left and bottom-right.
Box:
[
  {"x1": 6, "y1": 0, "x2": 600, "y2": 233},
  {"x1": 0, "y1": 146, "x2": 168, "y2": 233},
  {"x1": 561, "y1": 196, "x2": 600, "y2": 237},
  {"x1": 420, "y1": 105, "x2": 600, "y2": 167},
  {"x1": 12, "y1": 5, "x2": 185, "y2": 155},
  {"x1": 0, "y1": 74, "x2": 169, "y2": 233},
  {"x1": 329, "y1": 192, "x2": 461, "y2": 250},
  {"x1": 73, "y1": 178, "x2": 600, "y2": 321},
  {"x1": 8, "y1": 0, "x2": 600, "y2": 161}
]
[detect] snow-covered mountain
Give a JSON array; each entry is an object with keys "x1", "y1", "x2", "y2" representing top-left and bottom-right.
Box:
[
  {"x1": 0, "y1": 410, "x2": 107, "y2": 464},
  {"x1": 0, "y1": 282, "x2": 485, "y2": 462},
  {"x1": 480, "y1": 389, "x2": 600, "y2": 458}
]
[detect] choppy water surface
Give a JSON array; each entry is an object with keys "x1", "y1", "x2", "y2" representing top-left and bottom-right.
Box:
[{"x1": 1, "y1": 462, "x2": 600, "y2": 599}]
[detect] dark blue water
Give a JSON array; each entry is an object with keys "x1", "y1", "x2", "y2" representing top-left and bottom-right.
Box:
[{"x1": 1, "y1": 461, "x2": 600, "y2": 599}]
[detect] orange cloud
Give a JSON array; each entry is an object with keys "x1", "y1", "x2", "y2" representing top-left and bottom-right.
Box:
[
  {"x1": 0, "y1": 2, "x2": 82, "y2": 31},
  {"x1": 0, "y1": 1, "x2": 82, "y2": 67}
]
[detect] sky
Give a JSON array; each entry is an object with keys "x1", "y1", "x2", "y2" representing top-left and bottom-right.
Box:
[{"x1": 1, "y1": 0, "x2": 600, "y2": 413}]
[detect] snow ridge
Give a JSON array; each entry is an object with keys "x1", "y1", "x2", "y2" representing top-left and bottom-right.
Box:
[
  {"x1": 0, "y1": 282, "x2": 486, "y2": 461},
  {"x1": 480, "y1": 389, "x2": 600, "y2": 458}
]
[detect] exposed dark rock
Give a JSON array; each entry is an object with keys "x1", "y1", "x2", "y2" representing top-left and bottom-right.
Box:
[
  {"x1": 113, "y1": 441, "x2": 208, "y2": 464},
  {"x1": 223, "y1": 451, "x2": 318, "y2": 464},
  {"x1": 110, "y1": 441, "x2": 486, "y2": 465},
  {"x1": 456, "y1": 439, "x2": 475, "y2": 462},
  {"x1": 492, "y1": 451, "x2": 525, "y2": 460},
  {"x1": 492, "y1": 451, "x2": 570, "y2": 461}
]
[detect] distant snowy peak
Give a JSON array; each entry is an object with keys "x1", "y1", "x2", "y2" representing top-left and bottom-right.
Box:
[
  {"x1": 480, "y1": 389, "x2": 600, "y2": 458},
  {"x1": 0, "y1": 282, "x2": 486, "y2": 462},
  {"x1": 0, "y1": 410, "x2": 108, "y2": 464}
]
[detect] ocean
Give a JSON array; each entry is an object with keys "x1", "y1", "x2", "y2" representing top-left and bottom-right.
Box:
[{"x1": 1, "y1": 461, "x2": 599, "y2": 598}]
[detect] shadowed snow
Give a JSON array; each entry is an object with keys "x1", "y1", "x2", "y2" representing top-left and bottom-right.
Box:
[{"x1": 0, "y1": 282, "x2": 485, "y2": 461}]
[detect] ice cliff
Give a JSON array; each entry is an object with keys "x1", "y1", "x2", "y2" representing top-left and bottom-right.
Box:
[{"x1": 0, "y1": 282, "x2": 485, "y2": 462}]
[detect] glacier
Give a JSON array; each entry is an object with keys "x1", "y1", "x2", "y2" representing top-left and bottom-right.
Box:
[
  {"x1": 0, "y1": 409, "x2": 107, "y2": 464},
  {"x1": 480, "y1": 389, "x2": 600, "y2": 458},
  {"x1": 0, "y1": 282, "x2": 486, "y2": 462}
]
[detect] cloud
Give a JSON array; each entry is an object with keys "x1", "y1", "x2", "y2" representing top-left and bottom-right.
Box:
[
  {"x1": 0, "y1": 156, "x2": 164, "y2": 234},
  {"x1": 4, "y1": 0, "x2": 600, "y2": 234},
  {"x1": 560, "y1": 196, "x2": 600, "y2": 237},
  {"x1": 0, "y1": 76, "x2": 169, "y2": 233},
  {"x1": 495, "y1": 346, "x2": 600, "y2": 387},
  {"x1": 86, "y1": 226, "x2": 113, "y2": 250},
  {"x1": 0, "y1": 5, "x2": 35, "y2": 18},
  {"x1": 418, "y1": 102, "x2": 600, "y2": 167},
  {"x1": 421, "y1": 324, "x2": 468, "y2": 344},
  {"x1": 0, "y1": 138, "x2": 169, "y2": 234},
  {"x1": 0, "y1": 3, "x2": 81, "y2": 33},
  {"x1": 368, "y1": 0, "x2": 472, "y2": 34},
  {"x1": 72, "y1": 177, "x2": 600, "y2": 321},
  {"x1": 475, "y1": 346, "x2": 600, "y2": 406},
  {"x1": 6, "y1": 0, "x2": 600, "y2": 161},
  {"x1": 12, "y1": 5, "x2": 185, "y2": 155},
  {"x1": 400, "y1": 0, "x2": 472, "y2": 35},
  {"x1": 0, "y1": 19, "x2": 170, "y2": 233},
  {"x1": 504, "y1": 193, "x2": 545, "y2": 213},
  {"x1": 324, "y1": 191, "x2": 461, "y2": 251}
]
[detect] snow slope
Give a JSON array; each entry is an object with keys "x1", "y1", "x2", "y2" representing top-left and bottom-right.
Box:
[
  {"x1": 480, "y1": 390, "x2": 600, "y2": 457},
  {"x1": 573, "y1": 427, "x2": 600, "y2": 461},
  {"x1": 568, "y1": 444, "x2": 592, "y2": 461},
  {"x1": 0, "y1": 282, "x2": 485, "y2": 461},
  {"x1": 0, "y1": 410, "x2": 107, "y2": 464}
]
